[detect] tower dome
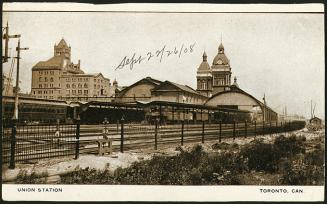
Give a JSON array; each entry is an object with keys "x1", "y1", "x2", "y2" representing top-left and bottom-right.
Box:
[
  {"x1": 197, "y1": 51, "x2": 211, "y2": 72},
  {"x1": 212, "y1": 43, "x2": 229, "y2": 66},
  {"x1": 113, "y1": 79, "x2": 118, "y2": 85}
]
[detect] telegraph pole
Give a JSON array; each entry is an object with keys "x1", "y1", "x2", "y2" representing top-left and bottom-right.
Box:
[
  {"x1": 2, "y1": 22, "x2": 21, "y2": 63},
  {"x1": 12, "y1": 39, "x2": 29, "y2": 120}
]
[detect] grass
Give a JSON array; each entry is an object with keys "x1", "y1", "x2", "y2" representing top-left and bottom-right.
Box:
[{"x1": 14, "y1": 133, "x2": 324, "y2": 185}]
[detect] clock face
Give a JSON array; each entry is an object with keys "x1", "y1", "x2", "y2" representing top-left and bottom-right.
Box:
[{"x1": 217, "y1": 59, "x2": 223, "y2": 65}]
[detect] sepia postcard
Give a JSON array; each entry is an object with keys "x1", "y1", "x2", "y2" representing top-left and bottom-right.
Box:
[{"x1": 1, "y1": 2, "x2": 325, "y2": 202}]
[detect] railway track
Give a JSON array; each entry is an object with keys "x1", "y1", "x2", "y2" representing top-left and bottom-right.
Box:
[{"x1": 2, "y1": 121, "x2": 304, "y2": 164}]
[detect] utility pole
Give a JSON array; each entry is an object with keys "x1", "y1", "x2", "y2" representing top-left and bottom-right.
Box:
[
  {"x1": 2, "y1": 22, "x2": 21, "y2": 63},
  {"x1": 12, "y1": 39, "x2": 28, "y2": 120}
]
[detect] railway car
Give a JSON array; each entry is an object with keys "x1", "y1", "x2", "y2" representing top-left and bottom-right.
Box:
[{"x1": 2, "y1": 96, "x2": 71, "y2": 125}]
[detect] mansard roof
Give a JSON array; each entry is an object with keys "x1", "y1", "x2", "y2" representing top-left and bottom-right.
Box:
[
  {"x1": 212, "y1": 52, "x2": 230, "y2": 66},
  {"x1": 198, "y1": 61, "x2": 211, "y2": 72},
  {"x1": 32, "y1": 55, "x2": 63, "y2": 69}
]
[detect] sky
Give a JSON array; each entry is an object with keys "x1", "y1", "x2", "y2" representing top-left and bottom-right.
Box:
[{"x1": 2, "y1": 11, "x2": 324, "y2": 119}]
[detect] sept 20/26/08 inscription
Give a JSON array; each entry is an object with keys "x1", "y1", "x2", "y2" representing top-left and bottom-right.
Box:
[{"x1": 114, "y1": 42, "x2": 196, "y2": 70}]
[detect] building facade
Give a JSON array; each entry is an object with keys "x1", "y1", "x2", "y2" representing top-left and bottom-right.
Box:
[
  {"x1": 196, "y1": 42, "x2": 232, "y2": 96},
  {"x1": 204, "y1": 78, "x2": 278, "y2": 122},
  {"x1": 115, "y1": 77, "x2": 162, "y2": 103},
  {"x1": 31, "y1": 39, "x2": 115, "y2": 100}
]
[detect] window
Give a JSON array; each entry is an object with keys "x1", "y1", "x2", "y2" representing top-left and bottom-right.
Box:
[
  {"x1": 33, "y1": 91, "x2": 35, "y2": 94},
  {"x1": 84, "y1": 83, "x2": 88, "y2": 88},
  {"x1": 66, "y1": 78, "x2": 70, "y2": 82},
  {"x1": 38, "y1": 91, "x2": 42, "y2": 94},
  {"x1": 94, "y1": 79, "x2": 96, "y2": 82},
  {"x1": 218, "y1": 78, "x2": 225, "y2": 86},
  {"x1": 45, "y1": 77, "x2": 48, "y2": 82},
  {"x1": 97, "y1": 85, "x2": 100, "y2": 89},
  {"x1": 44, "y1": 84, "x2": 48, "y2": 88},
  {"x1": 72, "y1": 84, "x2": 76, "y2": 88},
  {"x1": 66, "y1": 84, "x2": 70, "y2": 88},
  {"x1": 201, "y1": 81, "x2": 207, "y2": 90},
  {"x1": 94, "y1": 84, "x2": 96, "y2": 89},
  {"x1": 44, "y1": 91, "x2": 47, "y2": 94},
  {"x1": 50, "y1": 77, "x2": 53, "y2": 82},
  {"x1": 72, "y1": 90, "x2": 76, "y2": 95},
  {"x1": 49, "y1": 96, "x2": 53, "y2": 99},
  {"x1": 84, "y1": 90, "x2": 88, "y2": 95},
  {"x1": 78, "y1": 83, "x2": 82, "y2": 88},
  {"x1": 66, "y1": 90, "x2": 70, "y2": 95},
  {"x1": 50, "y1": 71, "x2": 54, "y2": 75},
  {"x1": 39, "y1": 84, "x2": 42, "y2": 88},
  {"x1": 39, "y1": 77, "x2": 42, "y2": 82},
  {"x1": 213, "y1": 76, "x2": 219, "y2": 86},
  {"x1": 78, "y1": 90, "x2": 82, "y2": 95}
]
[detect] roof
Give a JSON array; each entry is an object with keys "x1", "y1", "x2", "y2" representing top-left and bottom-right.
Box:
[
  {"x1": 136, "y1": 100, "x2": 250, "y2": 113},
  {"x1": 56, "y1": 38, "x2": 69, "y2": 48},
  {"x1": 198, "y1": 51, "x2": 211, "y2": 72},
  {"x1": 153, "y1": 80, "x2": 207, "y2": 98},
  {"x1": 117, "y1": 76, "x2": 163, "y2": 97},
  {"x1": 218, "y1": 43, "x2": 224, "y2": 50},
  {"x1": 198, "y1": 61, "x2": 211, "y2": 72},
  {"x1": 205, "y1": 85, "x2": 277, "y2": 114},
  {"x1": 212, "y1": 42, "x2": 230, "y2": 66},
  {"x1": 169, "y1": 81, "x2": 199, "y2": 95},
  {"x1": 61, "y1": 72, "x2": 109, "y2": 80},
  {"x1": 212, "y1": 53, "x2": 230, "y2": 66},
  {"x1": 2, "y1": 95, "x2": 69, "y2": 106},
  {"x1": 33, "y1": 55, "x2": 63, "y2": 68}
]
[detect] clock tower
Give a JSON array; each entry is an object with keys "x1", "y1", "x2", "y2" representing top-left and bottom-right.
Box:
[
  {"x1": 211, "y1": 42, "x2": 232, "y2": 95},
  {"x1": 54, "y1": 38, "x2": 71, "y2": 69}
]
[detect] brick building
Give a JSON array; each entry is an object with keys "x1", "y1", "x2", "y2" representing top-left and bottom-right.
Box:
[{"x1": 31, "y1": 39, "x2": 115, "y2": 100}]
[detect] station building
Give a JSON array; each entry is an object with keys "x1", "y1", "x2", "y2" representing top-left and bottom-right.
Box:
[{"x1": 31, "y1": 38, "x2": 116, "y2": 100}]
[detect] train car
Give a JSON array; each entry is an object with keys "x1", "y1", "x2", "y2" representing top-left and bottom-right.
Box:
[{"x1": 2, "y1": 96, "x2": 71, "y2": 125}]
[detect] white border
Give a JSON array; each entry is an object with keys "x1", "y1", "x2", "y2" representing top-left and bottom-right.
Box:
[
  {"x1": 2, "y1": 185, "x2": 325, "y2": 201},
  {"x1": 2, "y1": 3, "x2": 325, "y2": 13},
  {"x1": 1, "y1": 2, "x2": 325, "y2": 202}
]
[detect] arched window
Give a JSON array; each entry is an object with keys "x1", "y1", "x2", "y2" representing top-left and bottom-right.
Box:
[
  {"x1": 72, "y1": 84, "x2": 76, "y2": 88},
  {"x1": 66, "y1": 84, "x2": 70, "y2": 88},
  {"x1": 50, "y1": 77, "x2": 54, "y2": 82},
  {"x1": 84, "y1": 83, "x2": 88, "y2": 88},
  {"x1": 78, "y1": 83, "x2": 82, "y2": 88}
]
